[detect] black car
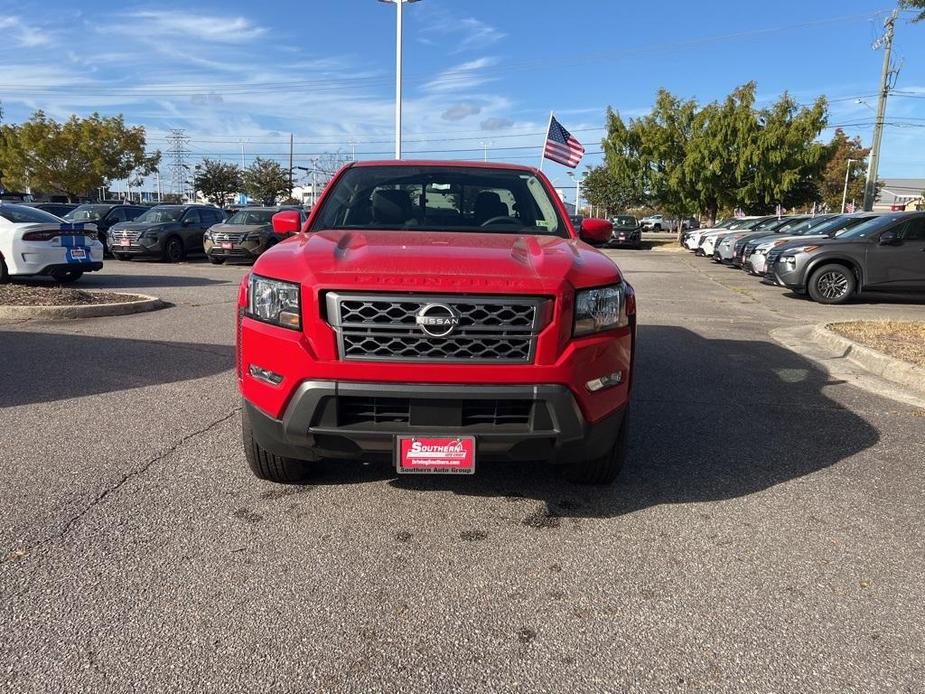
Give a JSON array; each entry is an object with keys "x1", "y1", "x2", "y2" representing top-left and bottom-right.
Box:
[
  {"x1": 23, "y1": 202, "x2": 78, "y2": 218},
  {"x1": 609, "y1": 215, "x2": 642, "y2": 249},
  {"x1": 108, "y1": 204, "x2": 225, "y2": 262},
  {"x1": 771, "y1": 212, "x2": 925, "y2": 304},
  {"x1": 64, "y1": 203, "x2": 149, "y2": 254}
]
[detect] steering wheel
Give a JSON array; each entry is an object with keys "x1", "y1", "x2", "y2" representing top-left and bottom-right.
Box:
[{"x1": 480, "y1": 216, "x2": 520, "y2": 227}]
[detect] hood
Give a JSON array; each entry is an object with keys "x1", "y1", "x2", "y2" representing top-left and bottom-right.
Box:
[
  {"x1": 210, "y1": 223, "x2": 271, "y2": 235},
  {"x1": 253, "y1": 229, "x2": 622, "y2": 294}
]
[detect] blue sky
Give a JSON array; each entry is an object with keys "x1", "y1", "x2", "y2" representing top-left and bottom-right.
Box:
[{"x1": 1, "y1": 0, "x2": 924, "y2": 196}]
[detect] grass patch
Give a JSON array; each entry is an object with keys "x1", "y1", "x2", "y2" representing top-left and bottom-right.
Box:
[
  {"x1": 0, "y1": 285, "x2": 132, "y2": 306},
  {"x1": 828, "y1": 320, "x2": 925, "y2": 368}
]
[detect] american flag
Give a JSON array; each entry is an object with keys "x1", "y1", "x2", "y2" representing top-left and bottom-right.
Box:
[{"x1": 543, "y1": 115, "x2": 585, "y2": 168}]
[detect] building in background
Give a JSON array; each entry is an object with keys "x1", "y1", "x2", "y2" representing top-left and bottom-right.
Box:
[{"x1": 874, "y1": 178, "x2": 925, "y2": 211}]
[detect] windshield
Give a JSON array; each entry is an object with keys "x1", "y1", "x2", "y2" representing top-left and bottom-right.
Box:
[
  {"x1": 730, "y1": 218, "x2": 763, "y2": 229},
  {"x1": 836, "y1": 214, "x2": 904, "y2": 240},
  {"x1": 227, "y1": 209, "x2": 276, "y2": 225},
  {"x1": 64, "y1": 204, "x2": 109, "y2": 222},
  {"x1": 0, "y1": 204, "x2": 62, "y2": 224},
  {"x1": 135, "y1": 206, "x2": 184, "y2": 223},
  {"x1": 781, "y1": 215, "x2": 837, "y2": 236},
  {"x1": 310, "y1": 165, "x2": 567, "y2": 236},
  {"x1": 613, "y1": 216, "x2": 637, "y2": 228}
]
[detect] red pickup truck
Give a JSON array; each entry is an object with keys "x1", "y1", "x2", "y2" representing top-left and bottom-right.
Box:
[{"x1": 235, "y1": 160, "x2": 636, "y2": 484}]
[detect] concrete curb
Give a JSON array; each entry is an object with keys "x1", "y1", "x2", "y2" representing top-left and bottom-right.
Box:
[
  {"x1": 0, "y1": 293, "x2": 166, "y2": 320},
  {"x1": 811, "y1": 323, "x2": 925, "y2": 396}
]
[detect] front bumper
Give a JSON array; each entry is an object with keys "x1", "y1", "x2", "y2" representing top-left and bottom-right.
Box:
[
  {"x1": 244, "y1": 382, "x2": 626, "y2": 465},
  {"x1": 112, "y1": 238, "x2": 163, "y2": 257},
  {"x1": 204, "y1": 238, "x2": 266, "y2": 260}
]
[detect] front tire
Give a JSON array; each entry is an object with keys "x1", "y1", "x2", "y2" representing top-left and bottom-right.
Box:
[
  {"x1": 808, "y1": 263, "x2": 856, "y2": 304},
  {"x1": 163, "y1": 236, "x2": 185, "y2": 263},
  {"x1": 563, "y1": 411, "x2": 629, "y2": 485},
  {"x1": 0, "y1": 258, "x2": 9, "y2": 283},
  {"x1": 242, "y1": 410, "x2": 313, "y2": 483}
]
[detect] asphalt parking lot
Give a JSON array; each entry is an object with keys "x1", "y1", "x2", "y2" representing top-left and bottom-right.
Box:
[{"x1": 2, "y1": 251, "x2": 924, "y2": 693}]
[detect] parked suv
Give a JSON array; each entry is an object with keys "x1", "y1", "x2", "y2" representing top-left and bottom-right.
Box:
[
  {"x1": 204, "y1": 206, "x2": 305, "y2": 264},
  {"x1": 771, "y1": 212, "x2": 925, "y2": 304},
  {"x1": 109, "y1": 204, "x2": 225, "y2": 262},
  {"x1": 64, "y1": 203, "x2": 149, "y2": 254},
  {"x1": 24, "y1": 202, "x2": 78, "y2": 218},
  {"x1": 237, "y1": 161, "x2": 636, "y2": 485}
]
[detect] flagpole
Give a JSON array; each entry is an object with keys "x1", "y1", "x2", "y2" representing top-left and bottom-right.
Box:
[{"x1": 538, "y1": 111, "x2": 554, "y2": 171}]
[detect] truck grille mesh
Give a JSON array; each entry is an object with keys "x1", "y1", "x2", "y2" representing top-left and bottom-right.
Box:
[{"x1": 326, "y1": 293, "x2": 545, "y2": 363}]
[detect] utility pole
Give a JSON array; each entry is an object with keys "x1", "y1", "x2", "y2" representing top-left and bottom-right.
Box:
[
  {"x1": 863, "y1": 9, "x2": 899, "y2": 211},
  {"x1": 166, "y1": 129, "x2": 190, "y2": 200}
]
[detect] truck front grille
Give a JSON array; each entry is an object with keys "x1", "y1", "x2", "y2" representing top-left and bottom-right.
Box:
[{"x1": 325, "y1": 292, "x2": 546, "y2": 363}]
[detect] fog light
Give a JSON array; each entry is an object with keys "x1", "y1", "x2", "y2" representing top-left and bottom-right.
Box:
[
  {"x1": 248, "y1": 364, "x2": 284, "y2": 386},
  {"x1": 585, "y1": 371, "x2": 623, "y2": 392}
]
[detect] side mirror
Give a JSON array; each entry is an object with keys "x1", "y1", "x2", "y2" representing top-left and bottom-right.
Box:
[
  {"x1": 182, "y1": 218, "x2": 193, "y2": 227},
  {"x1": 879, "y1": 230, "x2": 900, "y2": 246},
  {"x1": 272, "y1": 210, "x2": 303, "y2": 236},
  {"x1": 579, "y1": 218, "x2": 613, "y2": 245}
]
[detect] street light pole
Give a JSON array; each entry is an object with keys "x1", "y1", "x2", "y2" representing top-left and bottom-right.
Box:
[
  {"x1": 380, "y1": 0, "x2": 419, "y2": 160},
  {"x1": 575, "y1": 172, "x2": 583, "y2": 215},
  {"x1": 841, "y1": 158, "x2": 856, "y2": 213}
]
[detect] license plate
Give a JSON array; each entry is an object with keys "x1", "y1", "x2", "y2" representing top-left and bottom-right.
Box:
[
  {"x1": 618, "y1": 234, "x2": 626, "y2": 240},
  {"x1": 221, "y1": 242, "x2": 233, "y2": 250},
  {"x1": 396, "y1": 436, "x2": 475, "y2": 475},
  {"x1": 70, "y1": 248, "x2": 86, "y2": 260},
  {"x1": 120, "y1": 239, "x2": 130, "y2": 247}
]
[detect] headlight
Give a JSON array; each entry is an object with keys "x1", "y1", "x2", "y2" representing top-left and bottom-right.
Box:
[
  {"x1": 248, "y1": 275, "x2": 301, "y2": 330},
  {"x1": 574, "y1": 284, "x2": 628, "y2": 336}
]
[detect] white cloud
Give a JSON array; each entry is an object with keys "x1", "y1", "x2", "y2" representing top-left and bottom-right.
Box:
[
  {"x1": 120, "y1": 11, "x2": 268, "y2": 43},
  {"x1": 422, "y1": 57, "x2": 498, "y2": 93},
  {"x1": 0, "y1": 17, "x2": 51, "y2": 47},
  {"x1": 420, "y1": 12, "x2": 505, "y2": 53}
]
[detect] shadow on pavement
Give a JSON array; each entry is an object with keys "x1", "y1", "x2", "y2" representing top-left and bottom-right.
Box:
[
  {"x1": 0, "y1": 331, "x2": 234, "y2": 407},
  {"x1": 291, "y1": 325, "x2": 880, "y2": 518}
]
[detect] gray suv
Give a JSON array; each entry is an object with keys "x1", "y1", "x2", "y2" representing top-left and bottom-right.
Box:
[
  {"x1": 771, "y1": 212, "x2": 925, "y2": 304},
  {"x1": 109, "y1": 204, "x2": 225, "y2": 262}
]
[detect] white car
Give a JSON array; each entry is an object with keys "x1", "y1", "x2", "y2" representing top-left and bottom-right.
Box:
[
  {"x1": 0, "y1": 203, "x2": 103, "y2": 282},
  {"x1": 640, "y1": 214, "x2": 665, "y2": 230}
]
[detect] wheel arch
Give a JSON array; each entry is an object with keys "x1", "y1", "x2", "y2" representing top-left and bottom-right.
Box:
[{"x1": 805, "y1": 255, "x2": 864, "y2": 292}]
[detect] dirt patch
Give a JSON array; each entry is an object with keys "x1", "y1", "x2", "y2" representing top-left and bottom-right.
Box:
[
  {"x1": 0, "y1": 285, "x2": 135, "y2": 307},
  {"x1": 828, "y1": 321, "x2": 925, "y2": 368}
]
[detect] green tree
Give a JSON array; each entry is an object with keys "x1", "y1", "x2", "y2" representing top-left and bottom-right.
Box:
[
  {"x1": 581, "y1": 165, "x2": 629, "y2": 215},
  {"x1": 682, "y1": 82, "x2": 760, "y2": 223},
  {"x1": 740, "y1": 92, "x2": 828, "y2": 212},
  {"x1": 900, "y1": 0, "x2": 925, "y2": 21},
  {"x1": 193, "y1": 158, "x2": 242, "y2": 206},
  {"x1": 817, "y1": 129, "x2": 870, "y2": 211},
  {"x1": 0, "y1": 111, "x2": 160, "y2": 201},
  {"x1": 243, "y1": 157, "x2": 289, "y2": 205},
  {"x1": 601, "y1": 108, "x2": 649, "y2": 209}
]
